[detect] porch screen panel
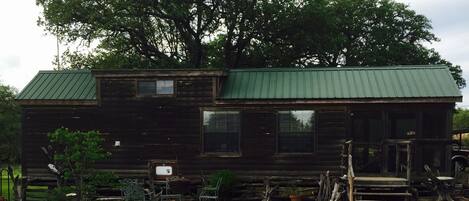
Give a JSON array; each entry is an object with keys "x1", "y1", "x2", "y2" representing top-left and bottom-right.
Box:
[
  {"x1": 203, "y1": 111, "x2": 240, "y2": 153},
  {"x1": 389, "y1": 112, "x2": 417, "y2": 138},
  {"x1": 278, "y1": 110, "x2": 315, "y2": 153},
  {"x1": 422, "y1": 111, "x2": 446, "y2": 138}
]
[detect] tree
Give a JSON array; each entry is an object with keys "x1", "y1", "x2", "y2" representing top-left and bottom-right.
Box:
[
  {"x1": 0, "y1": 84, "x2": 20, "y2": 165},
  {"x1": 48, "y1": 128, "x2": 115, "y2": 201},
  {"x1": 37, "y1": 0, "x2": 465, "y2": 88},
  {"x1": 453, "y1": 108, "x2": 469, "y2": 131}
]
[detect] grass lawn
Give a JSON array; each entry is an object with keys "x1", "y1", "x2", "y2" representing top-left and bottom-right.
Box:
[
  {"x1": 0, "y1": 166, "x2": 48, "y2": 201},
  {"x1": 0, "y1": 166, "x2": 19, "y2": 200}
]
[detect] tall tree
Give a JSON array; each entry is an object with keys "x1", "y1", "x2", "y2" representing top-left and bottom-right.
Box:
[
  {"x1": 37, "y1": 0, "x2": 465, "y2": 88},
  {"x1": 0, "y1": 84, "x2": 20, "y2": 164}
]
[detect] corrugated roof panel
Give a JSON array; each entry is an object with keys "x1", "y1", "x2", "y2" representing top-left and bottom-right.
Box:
[
  {"x1": 28, "y1": 73, "x2": 50, "y2": 99},
  {"x1": 219, "y1": 66, "x2": 462, "y2": 100},
  {"x1": 17, "y1": 70, "x2": 96, "y2": 101}
]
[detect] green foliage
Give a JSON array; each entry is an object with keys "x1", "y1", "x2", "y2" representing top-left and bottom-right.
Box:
[
  {"x1": 453, "y1": 108, "x2": 469, "y2": 130},
  {"x1": 48, "y1": 128, "x2": 115, "y2": 201},
  {"x1": 37, "y1": 0, "x2": 465, "y2": 88},
  {"x1": 119, "y1": 179, "x2": 146, "y2": 201},
  {"x1": 47, "y1": 186, "x2": 75, "y2": 201},
  {"x1": 0, "y1": 84, "x2": 20, "y2": 164},
  {"x1": 208, "y1": 170, "x2": 237, "y2": 191}
]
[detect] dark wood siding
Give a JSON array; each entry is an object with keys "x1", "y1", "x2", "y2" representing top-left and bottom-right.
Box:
[{"x1": 21, "y1": 76, "x2": 455, "y2": 181}]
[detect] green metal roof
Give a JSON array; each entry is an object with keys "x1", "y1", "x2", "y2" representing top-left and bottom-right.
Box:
[
  {"x1": 219, "y1": 66, "x2": 462, "y2": 100},
  {"x1": 17, "y1": 66, "x2": 462, "y2": 102},
  {"x1": 16, "y1": 70, "x2": 96, "y2": 100}
]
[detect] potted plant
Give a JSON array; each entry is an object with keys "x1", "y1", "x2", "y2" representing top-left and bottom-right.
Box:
[{"x1": 285, "y1": 187, "x2": 303, "y2": 201}]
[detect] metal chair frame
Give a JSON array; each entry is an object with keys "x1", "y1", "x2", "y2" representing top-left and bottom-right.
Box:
[{"x1": 199, "y1": 177, "x2": 223, "y2": 201}]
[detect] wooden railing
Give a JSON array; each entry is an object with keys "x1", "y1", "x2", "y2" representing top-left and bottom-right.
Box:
[{"x1": 342, "y1": 140, "x2": 413, "y2": 183}]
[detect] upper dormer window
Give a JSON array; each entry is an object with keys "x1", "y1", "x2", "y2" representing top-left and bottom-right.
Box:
[
  {"x1": 137, "y1": 80, "x2": 174, "y2": 96},
  {"x1": 156, "y1": 80, "x2": 174, "y2": 95}
]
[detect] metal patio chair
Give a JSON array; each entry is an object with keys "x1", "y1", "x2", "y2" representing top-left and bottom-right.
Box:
[
  {"x1": 199, "y1": 177, "x2": 223, "y2": 201},
  {"x1": 120, "y1": 179, "x2": 157, "y2": 201}
]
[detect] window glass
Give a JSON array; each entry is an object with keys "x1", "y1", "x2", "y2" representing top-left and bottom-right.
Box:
[
  {"x1": 278, "y1": 110, "x2": 314, "y2": 153},
  {"x1": 157, "y1": 80, "x2": 174, "y2": 95},
  {"x1": 138, "y1": 81, "x2": 156, "y2": 96},
  {"x1": 203, "y1": 111, "x2": 240, "y2": 153}
]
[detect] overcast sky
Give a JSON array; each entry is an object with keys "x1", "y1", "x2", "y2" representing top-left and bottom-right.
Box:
[{"x1": 0, "y1": 0, "x2": 468, "y2": 106}]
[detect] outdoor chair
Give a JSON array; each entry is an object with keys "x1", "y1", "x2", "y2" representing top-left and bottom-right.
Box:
[
  {"x1": 199, "y1": 177, "x2": 223, "y2": 201},
  {"x1": 120, "y1": 179, "x2": 157, "y2": 201},
  {"x1": 423, "y1": 165, "x2": 455, "y2": 201},
  {"x1": 151, "y1": 178, "x2": 183, "y2": 201}
]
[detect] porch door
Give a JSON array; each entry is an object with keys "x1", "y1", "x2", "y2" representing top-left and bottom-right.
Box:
[
  {"x1": 351, "y1": 111, "x2": 384, "y2": 174},
  {"x1": 385, "y1": 112, "x2": 417, "y2": 176}
]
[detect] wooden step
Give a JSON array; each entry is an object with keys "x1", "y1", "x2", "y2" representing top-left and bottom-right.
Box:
[{"x1": 354, "y1": 192, "x2": 412, "y2": 196}]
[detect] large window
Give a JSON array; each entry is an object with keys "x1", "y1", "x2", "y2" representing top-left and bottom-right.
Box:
[
  {"x1": 278, "y1": 110, "x2": 315, "y2": 153},
  {"x1": 203, "y1": 111, "x2": 240, "y2": 153},
  {"x1": 137, "y1": 80, "x2": 174, "y2": 96}
]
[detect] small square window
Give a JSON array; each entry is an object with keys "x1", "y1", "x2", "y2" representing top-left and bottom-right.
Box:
[
  {"x1": 157, "y1": 80, "x2": 174, "y2": 95},
  {"x1": 138, "y1": 81, "x2": 156, "y2": 96}
]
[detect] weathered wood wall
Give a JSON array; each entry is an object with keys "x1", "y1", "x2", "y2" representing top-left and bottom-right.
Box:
[
  {"x1": 21, "y1": 75, "x2": 455, "y2": 183},
  {"x1": 22, "y1": 76, "x2": 348, "y2": 181}
]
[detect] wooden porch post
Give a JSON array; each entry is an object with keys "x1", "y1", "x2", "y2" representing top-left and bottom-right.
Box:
[
  {"x1": 407, "y1": 143, "x2": 411, "y2": 185},
  {"x1": 347, "y1": 141, "x2": 355, "y2": 201}
]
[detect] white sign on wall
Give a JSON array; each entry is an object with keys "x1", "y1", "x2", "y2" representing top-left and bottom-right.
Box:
[{"x1": 156, "y1": 166, "x2": 173, "y2": 176}]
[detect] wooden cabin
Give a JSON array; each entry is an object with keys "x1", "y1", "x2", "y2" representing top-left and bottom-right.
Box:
[{"x1": 17, "y1": 65, "x2": 462, "y2": 187}]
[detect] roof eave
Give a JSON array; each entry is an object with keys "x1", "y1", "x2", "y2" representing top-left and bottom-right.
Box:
[
  {"x1": 16, "y1": 99, "x2": 98, "y2": 106},
  {"x1": 215, "y1": 97, "x2": 462, "y2": 105}
]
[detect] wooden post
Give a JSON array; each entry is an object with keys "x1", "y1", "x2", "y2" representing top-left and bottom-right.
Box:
[
  {"x1": 344, "y1": 140, "x2": 355, "y2": 201},
  {"x1": 348, "y1": 154, "x2": 354, "y2": 201},
  {"x1": 383, "y1": 143, "x2": 388, "y2": 173},
  {"x1": 407, "y1": 143, "x2": 411, "y2": 185},
  {"x1": 395, "y1": 144, "x2": 400, "y2": 176}
]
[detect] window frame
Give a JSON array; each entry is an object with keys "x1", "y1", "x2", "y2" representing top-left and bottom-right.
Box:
[
  {"x1": 276, "y1": 110, "x2": 317, "y2": 155},
  {"x1": 200, "y1": 109, "x2": 242, "y2": 157},
  {"x1": 136, "y1": 79, "x2": 176, "y2": 97}
]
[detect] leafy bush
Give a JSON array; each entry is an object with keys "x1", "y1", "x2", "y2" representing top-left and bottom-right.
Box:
[
  {"x1": 208, "y1": 170, "x2": 237, "y2": 193},
  {"x1": 48, "y1": 128, "x2": 117, "y2": 201}
]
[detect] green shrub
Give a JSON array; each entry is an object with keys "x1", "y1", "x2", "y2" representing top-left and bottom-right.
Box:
[
  {"x1": 48, "y1": 128, "x2": 117, "y2": 201},
  {"x1": 208, "y1": 170, "x2": 237, "y2": 191},
  {"x1": 47, "y1": 187, "x2": 75, "y2": 201}
]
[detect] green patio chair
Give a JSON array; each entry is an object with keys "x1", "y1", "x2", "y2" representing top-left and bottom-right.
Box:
[{"x1": 199, "y1": 177, "x2": 223, "y2": 201}]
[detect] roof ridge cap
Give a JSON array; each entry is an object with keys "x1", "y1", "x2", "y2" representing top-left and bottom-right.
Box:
[{"x1": 229, "y1": 65, "x2": 447, "y2": 72}]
